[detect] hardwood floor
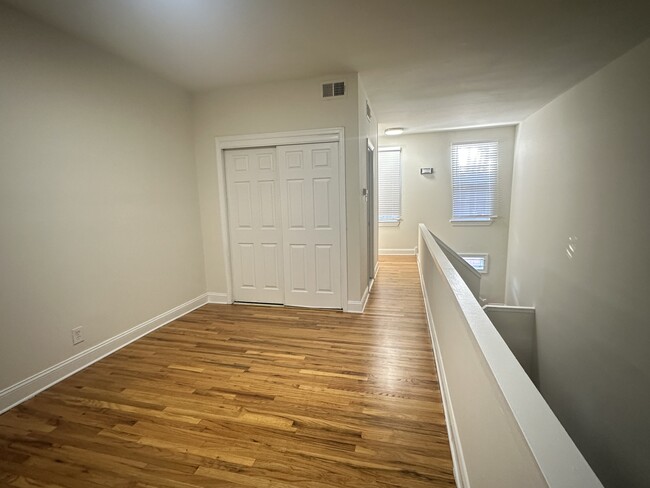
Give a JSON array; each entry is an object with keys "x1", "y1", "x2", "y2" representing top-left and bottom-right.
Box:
[{"x1": 0, "y1": 256, "x2": 455, "y2": 487}]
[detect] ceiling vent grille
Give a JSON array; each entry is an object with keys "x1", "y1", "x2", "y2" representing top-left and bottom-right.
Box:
[{"x1": 322, "y1": 81, "x2": 346, "y2": 99}]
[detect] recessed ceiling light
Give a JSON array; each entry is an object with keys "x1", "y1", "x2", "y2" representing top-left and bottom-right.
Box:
[{"x1": 384, "y1": 128, "x2": 404, "y2": 136}]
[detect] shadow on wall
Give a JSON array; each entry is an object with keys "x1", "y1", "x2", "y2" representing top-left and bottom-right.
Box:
[{"x1": 484, "y1": 305, "x2": 538, "y2": 386}]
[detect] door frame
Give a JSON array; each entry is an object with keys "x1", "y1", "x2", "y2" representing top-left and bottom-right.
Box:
[
  {"x1": 366, "y1": 138, "x2": 376, "y2": 287},
  {"x1": 215, "y1": 127, "x2": 349, "y2": 311}
]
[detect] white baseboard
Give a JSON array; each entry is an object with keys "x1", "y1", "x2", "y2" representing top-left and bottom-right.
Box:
[
  {"x1": 416, "y1": 256, "x2": 469, "y2": 488},
  {"x1": 365, "y1": 262, "x2": 380, "y2": 295},
  {"x1": 207, "y1": 292, "x2": 229, "y2": 304},
  {"x1": 348, "y1": 262, "x2": 379, "y2": 313},
  {"x1": 379, "y1": 248, "x2": 416, "y2": 255},
  {"x1": 347, "y1": 285, "x2": 369, "y2": 314},
  {"x1": 0, "y1": 293, "x2": 209, "y2": 415}
]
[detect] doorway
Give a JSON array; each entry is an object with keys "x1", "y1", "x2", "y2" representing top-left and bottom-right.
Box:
[{"x1": 366, "y1": 140, "x2": 376, "y2": 288}]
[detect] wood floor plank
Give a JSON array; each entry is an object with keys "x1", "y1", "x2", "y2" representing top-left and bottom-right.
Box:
[{"x1": 0, "y1": 257, "x2": 455, "y2": 487}]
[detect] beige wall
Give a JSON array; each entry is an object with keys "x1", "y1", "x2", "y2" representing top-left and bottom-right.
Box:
[
  {"x1": 378, "y1": 126, "x2": 516, "y2": 303},
  {"x1": 0, "y1": 5, "x2": 206, "y2": 390},
  {"x1": 506, "y1": 40, "x2": 650, "y2": 488},
  {"x1": 193, "y1": 73, "x2": 367, "y2": 303}
]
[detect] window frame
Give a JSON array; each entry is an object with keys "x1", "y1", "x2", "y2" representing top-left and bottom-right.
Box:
[{"x1": 450, "y1": 140, "x2": 500, "y2": 226}]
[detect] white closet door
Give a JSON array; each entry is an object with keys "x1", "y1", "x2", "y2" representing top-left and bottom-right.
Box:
[
  {"x1": 278, "y1": 143, "x2": 342, "y2": 308},
  {"x1": 225, "y1": 148, "x2": 284, "y2": 304}
]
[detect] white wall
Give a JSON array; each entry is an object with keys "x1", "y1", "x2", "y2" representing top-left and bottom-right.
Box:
[
  {"x1": 193, "y1": 74, "x2": 367, "y2": 303},
  {"x1": 0, "y1": 5, "x2": 206, "y2": 391},
  {"x1": 506, "y1": 40, "x2": 650, "y2": 488},
  {"x1": 378, "y1": 126, "x2": 515, "y2": 303},
  {"x1": 357, "y1": 78, "x2": 379, "y2": 294}
]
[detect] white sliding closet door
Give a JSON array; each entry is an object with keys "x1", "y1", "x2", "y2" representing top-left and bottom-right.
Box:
[
  {"x1": 278, "y1": 143, "x2": 342, "y2": 308},
  {"x1": 225, "y1": 148, "x2": 284, "y2": 304}
]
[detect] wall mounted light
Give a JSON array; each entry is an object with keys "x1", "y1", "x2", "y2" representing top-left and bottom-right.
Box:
[{"x1": 384, "y1": 127, "x2": 404, "y2": 136}]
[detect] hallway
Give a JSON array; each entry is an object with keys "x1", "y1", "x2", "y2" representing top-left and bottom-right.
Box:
[{"x1": 0, "y1": 256, "x2": 455, "y2": 487}]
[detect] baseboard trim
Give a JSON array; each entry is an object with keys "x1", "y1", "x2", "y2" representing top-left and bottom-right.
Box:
[
  {"x1": 0, "y1": 294, "x2": 209, "y2": 415},
  {"x1": 416, "y1": 256, "x2": 469, "y2": 488},
  {"x1": 347, "y1": 285, "x2": 369, "y2": 314},
  {"x1": 365, "y1": 262, "x2": 380, "y2": 295},
  {"x1": 379, "y1": 248, "x2": 416, "y2": 255},
  {"x1": 206, "y1": 292, "x2": 229, "y2": 304}
]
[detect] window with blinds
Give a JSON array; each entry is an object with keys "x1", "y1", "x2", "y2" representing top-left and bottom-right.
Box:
[
  {"x1": 451, "y1": 141, "x2": 499, "y2": 222},
  {"x1": 378, "y1": 147, "x2": 401, "y2": 224}
]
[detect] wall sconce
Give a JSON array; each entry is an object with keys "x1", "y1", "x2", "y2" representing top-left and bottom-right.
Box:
[{"x1": 420, "y1": 167, "x2": 434, "y2": 175}]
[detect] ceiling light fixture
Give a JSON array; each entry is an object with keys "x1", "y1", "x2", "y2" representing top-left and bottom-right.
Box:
[{"x1": 384, "y1": 127, "x2": 404, "y2": 136}]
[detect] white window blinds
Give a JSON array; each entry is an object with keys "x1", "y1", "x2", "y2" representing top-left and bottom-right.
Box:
[
  {"x1": 451, "y1": 141, "x2": 499, "y2": 221},
  {"x1": 378, "y1": 147, "x2": 401, "y2": 223}
]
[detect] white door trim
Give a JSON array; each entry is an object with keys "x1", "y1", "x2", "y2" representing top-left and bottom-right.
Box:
[{"x1": 215, "y1": 128, "x2": 349, "y2": 311}]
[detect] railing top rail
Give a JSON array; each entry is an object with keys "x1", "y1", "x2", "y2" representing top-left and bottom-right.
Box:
[
  {"x1": 418, "y1": 223, "x2": 602, "y2": 488},
  {"x1": 431, "y1": 233, "x2": 482, "y2": 280}
]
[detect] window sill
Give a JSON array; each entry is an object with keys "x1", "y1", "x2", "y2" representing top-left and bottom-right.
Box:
[
  {"x1": 450, "y1": 218, "x2": 495, "y2": 227},
  {"x1": 379, "y1": 221, "x2": 401, "y2": 227}
]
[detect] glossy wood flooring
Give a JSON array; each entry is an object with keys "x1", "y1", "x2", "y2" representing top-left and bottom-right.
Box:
[{"x1": 0, "y1": 256, "x2": 455, "y2": 487}]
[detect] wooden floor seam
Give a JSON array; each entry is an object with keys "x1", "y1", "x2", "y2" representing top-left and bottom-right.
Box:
[{"x1": 0, "y1": 256, "x2": 456, "y2": 487}]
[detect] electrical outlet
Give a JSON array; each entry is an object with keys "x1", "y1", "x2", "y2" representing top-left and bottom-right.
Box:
[{"x1": 71, "y1": 326, "x2": 84, "y2": 345}]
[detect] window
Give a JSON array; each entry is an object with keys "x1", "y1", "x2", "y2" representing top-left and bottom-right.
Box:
[
  {"x1": 460, "y1": 253, "x2": 489, "y2": 274},
  {"x1": 378, "y1": 147, "x2": 401, "y2": 225},
  {"x1": 451, "y1": 141, "x2": 499, "y2": 223}
]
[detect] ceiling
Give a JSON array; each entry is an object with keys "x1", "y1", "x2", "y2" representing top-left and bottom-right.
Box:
[{"x1": 5, "y1": 0, "x2": 649, "y2": 134}]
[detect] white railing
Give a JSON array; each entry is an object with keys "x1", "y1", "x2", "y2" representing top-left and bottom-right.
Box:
[
  {"x1": 417, "y1": 224, "x2": 602, "y2": 488},
  {"x1": 431, "y1": 233, "x2": 481, "y2": 301}
]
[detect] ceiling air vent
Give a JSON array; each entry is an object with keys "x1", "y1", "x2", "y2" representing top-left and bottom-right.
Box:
[
  {"x1": 366, "y1": 100, "x2": 372, "y2": 120},
  {"x1": 322, "y1": 81, "x2": 346, "y2": 99}
]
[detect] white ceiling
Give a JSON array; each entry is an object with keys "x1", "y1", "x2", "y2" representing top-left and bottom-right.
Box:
[{"x1": 5, "y1": 0, "x2": 649, "y2": 133}]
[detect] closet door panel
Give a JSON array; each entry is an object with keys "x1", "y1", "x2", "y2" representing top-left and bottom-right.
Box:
[
  {"x1": 225, "y1": 148, "x2": 284, "y2": 304},
  {"x1": 278, "y1": 142, "x2": 341, "y2": 308}
]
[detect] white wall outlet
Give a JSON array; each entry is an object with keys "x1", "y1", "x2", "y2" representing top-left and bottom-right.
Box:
[{"x1": 71, "y1": 326, "x2": 84, "y2": 345}]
